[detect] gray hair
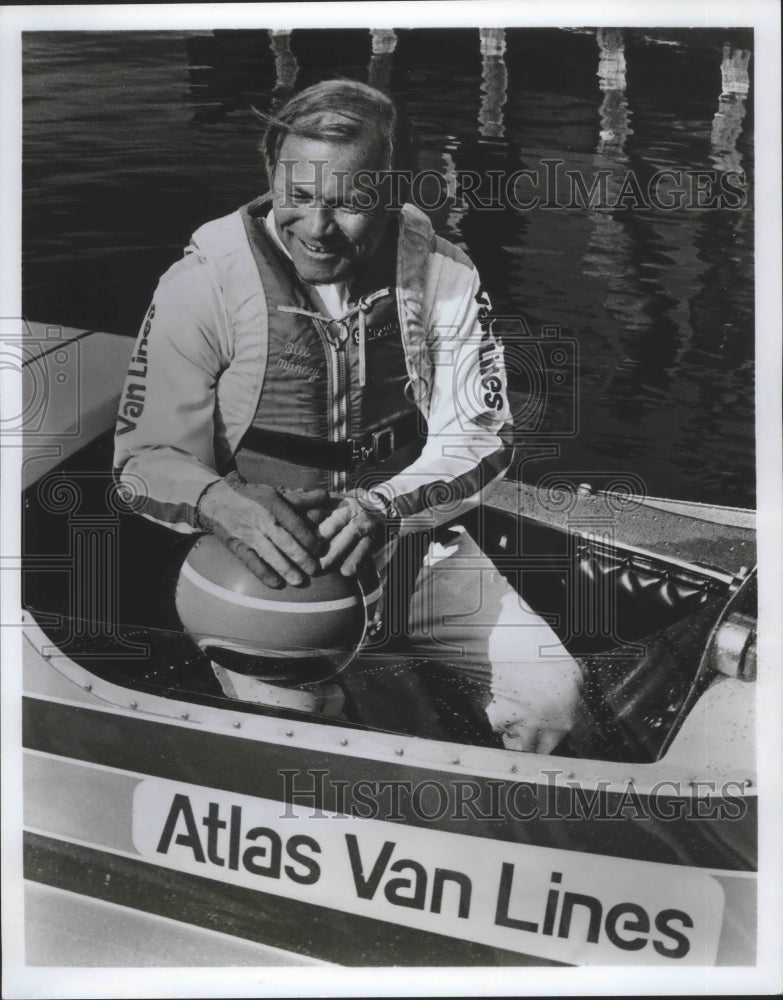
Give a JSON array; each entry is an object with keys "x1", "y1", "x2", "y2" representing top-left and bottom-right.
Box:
[{"x1": 254, "y1": 79, "x2": 412, "y2": 182}]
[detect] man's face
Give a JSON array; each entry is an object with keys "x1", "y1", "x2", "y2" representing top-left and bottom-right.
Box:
[{"x1": 271, "y1": 132, "x2": 389, "y2": 285}]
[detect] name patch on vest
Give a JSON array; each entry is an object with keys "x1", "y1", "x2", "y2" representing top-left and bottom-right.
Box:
[{"x1": 278, "y1": 340, "x2": 323, "y2": 384}]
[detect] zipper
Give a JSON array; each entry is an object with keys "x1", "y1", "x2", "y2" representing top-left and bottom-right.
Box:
[
  {"x1": 277, "y1": 304, "x2": 349, "y2": 492},
  {"x1": 277, "y1": 288, "x2": 390, "y2": 494},
  {"x1": 320, "y1": 318, "x2": 350, "y2": 494}
]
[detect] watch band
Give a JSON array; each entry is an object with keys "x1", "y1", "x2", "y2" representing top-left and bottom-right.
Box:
[{"x1": 366, "y1": 488, "x2": 400, "y2": 521}]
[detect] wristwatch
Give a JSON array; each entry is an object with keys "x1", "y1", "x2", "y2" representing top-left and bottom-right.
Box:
[{"x1": 366, "y1": 487, "x2": 400, "y2": 521}]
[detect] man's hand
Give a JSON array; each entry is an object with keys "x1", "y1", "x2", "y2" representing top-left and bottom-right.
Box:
[
  {"x1": 317, "y1": 490, "x2": 389, "y2": 576},
  {"x1": 197, "y1": 478, "x2": 330, "y2": 588},
  {"x1": 486, "y1": 658, "x2": 583, "y2": 755}
]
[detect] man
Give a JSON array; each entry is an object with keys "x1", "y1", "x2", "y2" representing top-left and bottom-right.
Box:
[{"x1": 114, "y1": 79, "x2": 582, "y2": 753}]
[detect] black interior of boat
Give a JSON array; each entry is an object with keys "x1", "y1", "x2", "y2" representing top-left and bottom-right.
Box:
[{"x1": 23, "y1": 430, "x2": 734, "y2": 762}]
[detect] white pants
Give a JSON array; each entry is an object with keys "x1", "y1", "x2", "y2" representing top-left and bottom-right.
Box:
[{"x1": 367, "y1": 525, "x2": 582, "y2": 747}]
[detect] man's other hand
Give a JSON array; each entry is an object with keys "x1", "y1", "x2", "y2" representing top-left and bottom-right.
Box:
[
  {"x1": 317, "y1": 490, "x2": 388, "y2": 576},
  {"x1": 197, "y1": 479, "x2": 330, "y2": 588}
]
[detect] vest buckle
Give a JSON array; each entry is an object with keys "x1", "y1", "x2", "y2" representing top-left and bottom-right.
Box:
[
  {"x1": 350, "y1": 427, "x2": 396, "y2": 467},
  {"x1": 373, "y1": 426, "x2": 396, "y2": 462}
]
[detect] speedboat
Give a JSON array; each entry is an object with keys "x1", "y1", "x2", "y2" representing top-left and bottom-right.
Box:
[{"x1": 18, "y1": 322, "x2": 757, "y2": 967}]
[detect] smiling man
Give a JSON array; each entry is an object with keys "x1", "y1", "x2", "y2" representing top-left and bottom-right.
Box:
[
  {"x1": 113, "y1": 79, "x2": 582, "y2": 753},
  {"x1": 270, "y1": 132, "x2": 390, "y2": 285}
]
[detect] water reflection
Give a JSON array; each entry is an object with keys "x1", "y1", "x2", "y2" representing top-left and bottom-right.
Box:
[
  {"x1": 441, "y1": 148, "x2": 465, "y2": 240},
  {"x1": 449, "y1": 29, "x2": 524, "y2": 304},
  {"x1": 368, "y1": 29, "x2": 397, "y2": 89},
  {"x1": 674, "y1": 207, "x2": 754, "y2": 500},
  {"x1": 269, "y1": 30, "x2": 298, "y2": 99},
  {"x1": 581, "y1": 30, "x2": 704, "y2": 425},
  {"x1": 710, "y1": 44, "x2": 750, "y2": 174},
  {"x1": 478, "y1": 28, "x2": 507, "y2": 139},
  {"x1": 21, "y1": 27, "x2": 756, "y2": 504},
  {"x1": 574, "y1": 28, "x2": 753, "y2": 500},
  {"x1": 691, "y1": 42, "x2": 752, "y2": 368},
  {"x1": 581, "y1": 28, "x2": 645, "y2": 346},
  {"x1": 596, "y1": 27, "x2": 630, "y2": 151},
  {"x1": 442, "y1": 29, "x2": 511, "y2": 250}
]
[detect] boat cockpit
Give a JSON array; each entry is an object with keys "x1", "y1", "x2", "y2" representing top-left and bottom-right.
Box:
[{"x1": 23, "y1": 426, "x2": 757, "y2": 766}]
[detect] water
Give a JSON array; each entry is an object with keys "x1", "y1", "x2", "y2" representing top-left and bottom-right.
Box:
[{"x1": 22, "y1": 27, "x2": 755, "y2": 507}]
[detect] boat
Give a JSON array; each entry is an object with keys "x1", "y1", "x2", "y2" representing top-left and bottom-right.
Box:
[{"x1": 18, "y1": 321, "x2": 757, "y2": 967}]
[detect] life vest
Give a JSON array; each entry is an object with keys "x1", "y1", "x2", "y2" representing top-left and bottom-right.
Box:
[{"x1": 190, "y1": 196, "x2": 435, "y2": 492}]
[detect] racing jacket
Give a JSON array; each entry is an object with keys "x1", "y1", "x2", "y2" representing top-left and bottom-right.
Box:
[{"x1": 113, "y1": 198, "x2": 514, "y2": 534}]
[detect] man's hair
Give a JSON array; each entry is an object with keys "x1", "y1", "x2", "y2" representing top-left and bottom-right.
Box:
[{"x1": 255, "y1": 79, "x2": 412, "y2": 182}]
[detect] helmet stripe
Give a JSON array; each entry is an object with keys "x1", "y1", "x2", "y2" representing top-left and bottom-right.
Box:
[{"x1": 181, "y1": 559, "x2": 381, "y2": 612}]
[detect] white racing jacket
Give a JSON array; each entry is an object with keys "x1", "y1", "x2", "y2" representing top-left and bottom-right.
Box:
[{"x1": 113, "y1": 201, "x2": 514, "y2": 533}]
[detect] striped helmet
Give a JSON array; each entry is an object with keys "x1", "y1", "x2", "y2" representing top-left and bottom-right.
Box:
[{"x1": 175, "y1": 534, "x2": 381, "y2": 683}]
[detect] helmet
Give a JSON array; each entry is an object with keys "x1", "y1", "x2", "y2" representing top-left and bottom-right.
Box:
[{"x1": 175, "y1": 535, "x2": 381, "y2": 684}]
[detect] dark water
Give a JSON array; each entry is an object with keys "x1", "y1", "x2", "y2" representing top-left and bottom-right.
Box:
[{"x1": 22, "y1": 28, "x2": 755, "y2": 506}]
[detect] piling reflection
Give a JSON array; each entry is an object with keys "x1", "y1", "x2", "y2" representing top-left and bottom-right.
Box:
[
  {"x1": 581, "y1": 29, "x2": 642, "y2": 335},
  {"x1": 447, "y1": 28, "x2": 525, "y2": 305},
  {"x1": 596, "y1": 27, "x2": 630, "y2": 151},
  {"x1": 478, "y1": 28, "x2": 508, "y2": 140},
  {"x1": 690, "y1": 42, "x2": 752, "y2": 370},
  {"x1": 710, "y1": 44, "x2": 750, "y2": 175},
  {"x1": 368, "y1": 29, "x2": 397, "y2": 89},
  {"x1": 442, "y1": 29, "x2": 509, "y2": 245},
  {"x1": 269, "y1": 30, "x2": 299, "y2": 100}
]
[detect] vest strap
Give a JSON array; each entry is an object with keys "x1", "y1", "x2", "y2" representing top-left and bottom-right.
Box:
[{"x1": 240, "y1": 411, "x2": 423, "y2": 472}]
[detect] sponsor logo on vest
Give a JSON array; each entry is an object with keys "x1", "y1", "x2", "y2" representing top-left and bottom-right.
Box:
[
  {"x1": 475, "y1": 285, "x2": 505, "y2": 412},
  {"x1": 116, "y1": 304, "x2": 155, "y2": 435},
  {"x1": 132, "y1": 778, "x2": 725, "y2": 965},
  {"x1": 352, "y1": 320, "x2": 400, "y2": 345},
  {"x1": 478, "y1": 339, "x2": 504, "y2": 412}
]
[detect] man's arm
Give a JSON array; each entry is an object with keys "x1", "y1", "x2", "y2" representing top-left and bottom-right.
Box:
[
  {"x1": 113, "y1": 255, "x2": 228, "y2": 531},
  {"x1": 113, "y1": 255, "x2": 327, "y2": 586},
  {"x1": 373, "y1": 258, "x2": 514, "y2": 526}
]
